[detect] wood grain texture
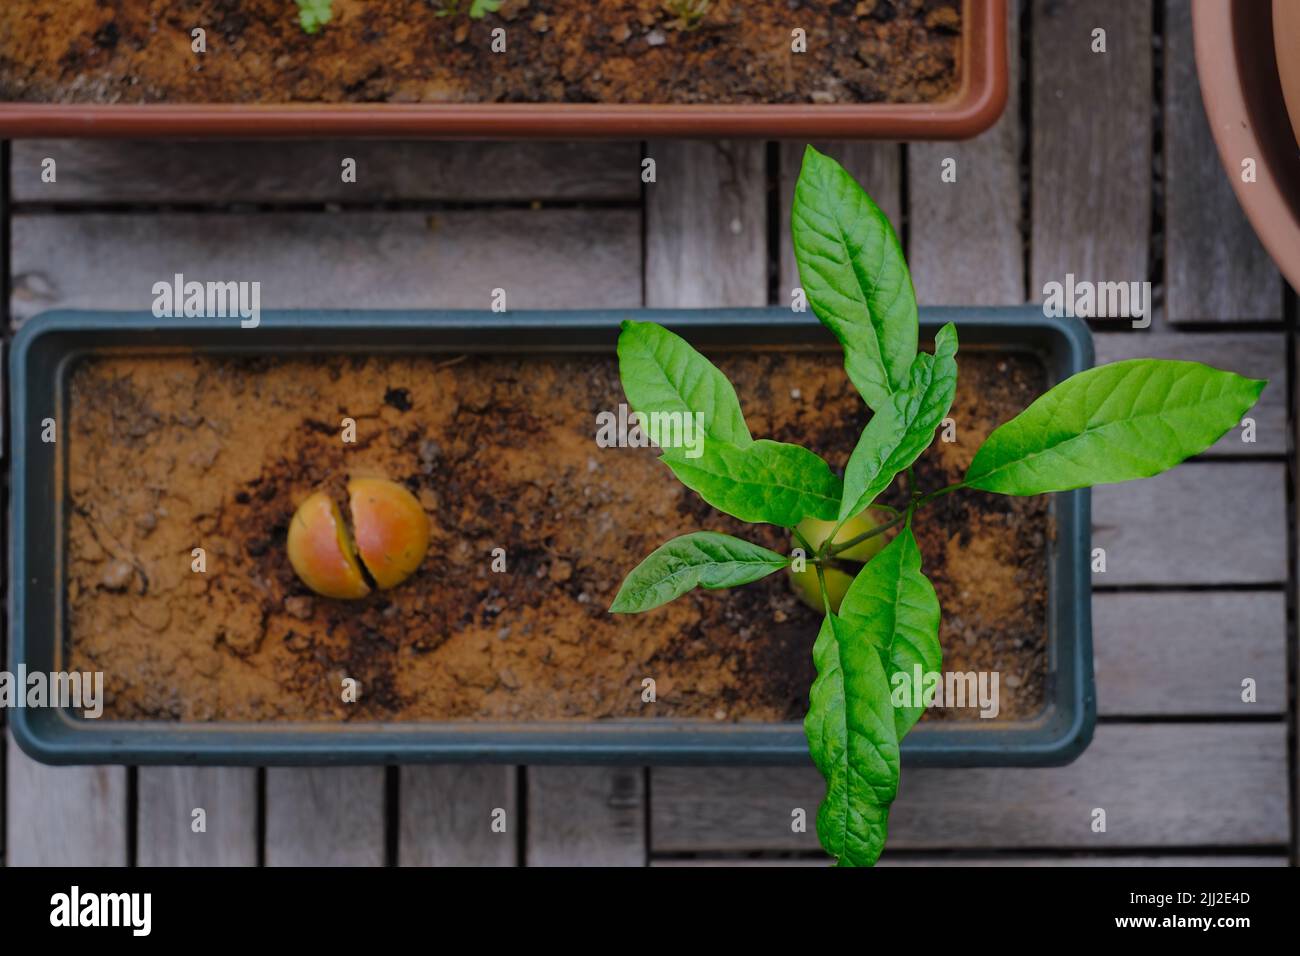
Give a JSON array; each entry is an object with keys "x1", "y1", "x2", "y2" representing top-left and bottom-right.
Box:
[
  {"x1": 778, "y1": 140, "x2": 902, "y2": 300},
  {"x1": 1093, "y1": 592, "x2": 1286, "y2": 715},
  {"x1": 645, "y1": 141, "x2": 767, "y2": 308},
  {"x1": 1031, "y1": 0, "x2": 1152, "y2": 305},
  {"x1": 399, "y1": 765, "x2": 517, "y2": 867},
  {"x1": 137, "y1": 767, "x2": 257, "y2": 866},
  {"x1": 9, "y1": 208, "x2": 641, "y2": 325},
  {"x1": 1162, "y1": 1, "x2": 1281, "y2": 322},
  {"x1": 265, "y1": 767, "x2": 385, "y2": 867},
  {"x1": 9, "y1": 141, "x2": 641, "y2": 204},
  {"x1": 1094, "y1": 333, "x2": 1285, "y2": 454},
  {"x1": 1091, "y1": 463, "x2": 1286, "y2": 586},
  {"x1": 5, "y1": 731, "x2": 128, "y2": 866},
  {"x1": 526, "y1": 766, "x2": 646, "y2": 867},
  {"x1": 909, "y1": 5, "x2": 1023, "y2": 305},
  {"x1": 654, "y1": 855, "x2": 1288, "y2": 867},
  {"x1": 651, "y1": 724, "x2": 1289, "y2": 852}
]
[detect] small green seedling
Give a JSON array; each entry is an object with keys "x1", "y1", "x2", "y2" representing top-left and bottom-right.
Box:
[
  {"x1": 664, "y1": 0, "x2": 712, "y2": 30},
  {"x1": 610, "y1": 145, "x2": 1266, "y2": 867},
  {"x1": 295, "y1": 0, "x2": 333, "y2": 34},
  {"x1": 436, "y1": 0, "x2": 503, "y2": 19}
]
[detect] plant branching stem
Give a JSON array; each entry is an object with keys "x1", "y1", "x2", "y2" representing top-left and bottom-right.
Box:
[
  {"x1": 809, "y1": 476, "x2": 968, "y2": 565},
  {"x1": 825, "y1": 513, "x2": 907, "y2": 556}
]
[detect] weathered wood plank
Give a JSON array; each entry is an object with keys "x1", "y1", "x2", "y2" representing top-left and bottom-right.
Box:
[
  {"x1": 778, "y1": 141, "x2": 902, "y2": 301},
  {"x1": 1162, "y1": 1, "x2": 1281, "y2": 322},
  {"x1": 909, "y1": 5, "x2": 1023, "y2": 304},
  {"x1": 9, "y1": 141, "x2": 641, "y2": 204},
  {"x1": 651, "y1": 724, "x2": 1289, "y2": 852},
  {"x1": 1093, "y1": 592, "x2": 1286, "y2": 715},
  {"x1": 10, "y1": 208, "x2": 642, "y2": 325},
  {"x1": 265, "y1": 767, "x2": 385, "y2": 867},
  {"x1": 645, "y1": 141, "x2": 767, "y2": 308},
  {"x1": 399, "y1": 766, "x2": 517, "y2": 867},
  {"x1": 526, "y1": 767, "x2": 646, "y2": 867},
  {"x1": 654, "y1": 854, "x2": 1288, "y2": 867},
  {"x1": 1031, "y1": 0, "x2": 1152, "y2": 308},
  {"x1": 5, "y1": 731, "x2": 128, "y2": 865},
  {"x1": 1094, "y1": 333, "x2": 1285, "y2": 454},
  {"x1": 1091, "y1": 463, "x2": 1286, "y2": 586},
  {"x1": 137, "y1": 767, "x2": 257, "y2": 866}
]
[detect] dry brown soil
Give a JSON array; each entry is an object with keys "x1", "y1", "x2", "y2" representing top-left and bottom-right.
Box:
[{"x1": 1, "y1": 0, "x2": 961, "y2": 105}]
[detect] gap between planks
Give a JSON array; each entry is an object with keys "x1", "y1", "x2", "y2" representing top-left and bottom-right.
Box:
[{"x1": 650, "y1": 723, "x2": 1290, "y2": 854}]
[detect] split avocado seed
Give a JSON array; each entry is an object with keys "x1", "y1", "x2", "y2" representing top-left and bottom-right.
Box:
[
  {"x1": 287, "y1": 477, "x2": 430, "y2": 599},
  {"x1": 787, "y1": 509, "x2": 890, "y2": 614}
]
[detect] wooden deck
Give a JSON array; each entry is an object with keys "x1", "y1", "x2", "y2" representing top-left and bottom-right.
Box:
[{"x1": 1, "y1": 0, "x2": 1295, "y2": 867}]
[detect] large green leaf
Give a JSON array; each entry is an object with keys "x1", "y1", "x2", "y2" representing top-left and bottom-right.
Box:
[
  {"x1": 804, "y1": 613, "x2": 900, "y2": 867},
  {"x1": 663, "y1": 439, "x2": 842, "y2": 527},
  {"x1": 617, "y1": 320, "x2": 753, "y2": 447},
  {"x1": 839, "y1": 525, "x2": 942, "y2": 739},
  {"x1": 609, "y1": 532, "x2": 789, "y2": 613},
  {"x1": 791, "y1": 145, "x2": 918, "y2": 411},
  {"x1": 838, "y1": 324, "x2": 959, "y2": 522},
  {"x1": 965, "y1": 359, "x2": 1267, "y2": 495}
]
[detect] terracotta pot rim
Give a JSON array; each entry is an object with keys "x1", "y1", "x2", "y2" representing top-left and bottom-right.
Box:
[
  {"x1": 0, "y1": 0, "x2": 1007, "y2": 140},
  {"x1": 1192, "y1": 0, "x2": 1300, "y2": 291}
]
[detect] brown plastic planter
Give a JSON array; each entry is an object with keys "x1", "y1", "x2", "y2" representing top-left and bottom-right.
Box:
[
  {"x1": 0, "y1": 0, "x2": 1006, "y2": 140},
  {"x1": 1193, "y1": 0, "x2": 1300, "y2": 291}
]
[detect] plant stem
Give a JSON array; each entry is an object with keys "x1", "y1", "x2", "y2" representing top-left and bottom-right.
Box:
[
  {"x1": 814, "y1": 562, "x2": 831, "y2": 615},
  {"x1": 913, "y1": 481, "x2": 966, "y2": 509},
  {"x1": 825, "y1": 512, "x2": 907, "y2": 557}
]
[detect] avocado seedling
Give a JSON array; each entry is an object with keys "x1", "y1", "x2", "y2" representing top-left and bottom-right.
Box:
[
  {"x1": 288, "y1": 477, "x2": 429, "y2": 598},
  {"x1": 610, "y1": 145, "x2": 1266, "y2": 866}
]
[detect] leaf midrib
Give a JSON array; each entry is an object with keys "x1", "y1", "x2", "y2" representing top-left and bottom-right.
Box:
[{"x1": 969, "y1": 389, "x2": 1243, "y2": 485}]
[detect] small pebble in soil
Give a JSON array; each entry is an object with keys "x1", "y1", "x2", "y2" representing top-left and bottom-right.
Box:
[
  {"x1": 1005, "y1": 674, "x2": 1022, "y2": 689},
  {"x1": 646, "y1": 28, "x2": 666, "y2": 46},
  {"x1": 790, "y1": 387, "x2": 802, "y2": 399},
  {"x1": 550, "y1": 560, "x2": 573, "y2": 582},
  {"x1": 100, "y1": 559, "x2": 134, "y2": 591}
]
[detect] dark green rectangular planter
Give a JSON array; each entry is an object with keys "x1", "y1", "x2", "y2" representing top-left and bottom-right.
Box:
[{"x1": 8, "y1": 306, "x2": 1095, "y2": 767}]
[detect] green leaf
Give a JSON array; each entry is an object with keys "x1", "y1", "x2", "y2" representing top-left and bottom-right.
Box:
[
  {"x1": 609, "y1": 532, "x2": 789, "y2": 613},
  {"x1": 804, "y1": 613, "x2": 900, "y2": 867},
  {"x1": 965, "y1": 359, "x2": 1267, "y2": 495},
  {"x1": 838, "y1": 324, "x2": 959, "y2": 521},
  {"x1": 470, "y1": 0, "x2": 501, "y2": 16},
  {"x1": 295, "y1": 0, "x2": 333, "y2": 33},
  {"x1": 617, "y1": 320, "x2": 753, "y2": 447},
  {"x1": 839, "y1": 525, "x2": 942, "y2": 739},
  {"x1": 791, "y1": 145, "x2": 918, "y2": 411},
  {"x1": 663, "y1": 439, "x2": 842, "y2": 527}
]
